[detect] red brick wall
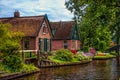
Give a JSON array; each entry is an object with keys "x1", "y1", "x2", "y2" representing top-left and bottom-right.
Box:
[
  {"x1": 36, "y1": 20, "x2": 52, "y2": 50},
  {"x1": 29, "y1": 37, "x2": 36, "y2": 50},
  {"x1": 52, "y1": 40, "x2": 63, "y2": 51},
  {"x1": 52, "y1": 40, "x2": 80, "y2": 51}
]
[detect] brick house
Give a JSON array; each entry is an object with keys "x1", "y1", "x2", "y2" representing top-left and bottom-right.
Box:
[
  {"x1": 50, "y1": 21, "x2": 80, "y2": 51},
  {"x1": 0, "y1": 11, "x2": 53, "y2": 53}
]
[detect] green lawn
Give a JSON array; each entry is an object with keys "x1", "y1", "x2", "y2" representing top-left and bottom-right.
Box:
[{"x1": 93, "y1": 54, "x2": 115, "y2": 60}]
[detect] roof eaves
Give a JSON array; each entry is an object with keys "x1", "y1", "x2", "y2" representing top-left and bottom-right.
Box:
[
  {"x1": 44, "y1": 14, "x2": 54, "y2": 38},
  {"x1": 35, "y1": 17, "x2": 45, "y2": 37}
]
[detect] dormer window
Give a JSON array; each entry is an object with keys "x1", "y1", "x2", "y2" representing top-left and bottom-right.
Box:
[
  {"x1": 43, "y1": 23, "x2": 47, "y2": 34},
  {"x1": 52, "y1": 28, "x2": 55, "y2": 35}
]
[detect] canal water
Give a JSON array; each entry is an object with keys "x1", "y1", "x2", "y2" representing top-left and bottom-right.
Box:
[{"x1": 14, "y1": 58, "x2": 120, "y2": 80}]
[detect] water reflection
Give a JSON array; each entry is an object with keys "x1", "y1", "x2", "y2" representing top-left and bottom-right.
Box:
[{"x1": 14, "y1": 58, "x2": 120, "y2": 80}]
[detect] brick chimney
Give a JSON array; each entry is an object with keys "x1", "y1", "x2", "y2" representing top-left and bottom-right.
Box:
[{"x1": 14, "y1": 10, "x2": 20, "y2": 17}]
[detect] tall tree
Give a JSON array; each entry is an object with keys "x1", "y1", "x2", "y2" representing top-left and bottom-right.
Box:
[
  {"x1": 0, "y1": 22, "x2": 23, "y2": 56},
  {"x1": 0, "y1": 22, "x2": 24, "y2": 70},
  {"x1": 65, "y1": 0, "x2": 120, "y2": 51}
]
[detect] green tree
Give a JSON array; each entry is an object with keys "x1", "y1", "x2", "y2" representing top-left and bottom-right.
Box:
[
  {"x1": 0, "y1": 22, "x2": 23, "y2": 71},
  {"x1": 65, "y1": 0, "x2": 119, "y2": 51}
]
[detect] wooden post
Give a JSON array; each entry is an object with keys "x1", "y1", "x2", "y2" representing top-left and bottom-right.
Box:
[
  {"x1": 37, "y1": 50, "x2": 40, "y2": 67},
  {"x1": 22, "y1": 39, "x2": 25, "y2": 63},
  {"x1": 116, "y1": 46, "x2": 120, "y2": 66},
  {"x1": 30, "y1": 52, "x2": 32, "y2": 58},
  {"x1": 22, "y1": 50, "x2": 25, "y2": 63}
]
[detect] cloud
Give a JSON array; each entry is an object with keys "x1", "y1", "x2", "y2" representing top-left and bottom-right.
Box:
[{"x1": 0, "y1": 0, "x2": 74, "y2": 21}]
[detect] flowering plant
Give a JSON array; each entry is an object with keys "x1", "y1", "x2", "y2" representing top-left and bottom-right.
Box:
[{"x1": 90, "y1": 48, "x2": 96, "y2": 55}]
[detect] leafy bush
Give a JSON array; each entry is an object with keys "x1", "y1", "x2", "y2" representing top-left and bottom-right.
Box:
[
  {"x1": 53, "y1": 49, "x2": 73, "y2": 61},
  {"x1": 0, "y1": 22, "x2": 38, "y2": 73},
  {"x1": 98, "y1": 41, "x2": 107, "y2": 52},
  {"x1": 2, "y1": 55, "x2": 22, "y2": 72},
  {"x1": 0, "y1": 62, "x2": 10, "y2": 73},
  {"x1": 110, "y1": 51, "x2": 118, "y2": 55},
  {"x1": 82, "y1": 46, "x2": 90, "y2": 52},
  {"x1": 20, "y1": 64, "x2": 38, "y2": 73},
  {"x1": 0, "y1": 41, "x2": 20, "y2": 57},
  {"x1": 24, "y1": 52, "x2": 36, "y2": 58}
]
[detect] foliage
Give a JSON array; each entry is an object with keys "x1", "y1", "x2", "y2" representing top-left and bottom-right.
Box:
[
  {"x1": 0, "y1": 22, "x2": 23, "y2": 58},
  {"x1": 0, "y1": 62, "x2": 10, "y2": 73},
  {"x1": 20, "y1": 64, "x2": 38, "y2": 73},
  {"x1": 0, "y1": 22, "x2": 25, "y2": 73},
  {"x1": 94, "y1": 53, "x2": 115, "y2": 59},
  {"x1": 72, "y1": 53, "x2": 89, "y2": 61},
  {"x1": 82, "y1": 46, "x2": 90, "y2": 52},
  {"x1": 0, "y1": 62, "x2": 38, "y2": 73},
  {"x1": 49, "y1": 49, "x2": 91, "y2": 63},
  {"x1": 70, "y1": 50, "x2": 77, "y2": 54},
  {"x1": 65, "y1": 0, "x2": 120, "y2": 51},
  {"x1": 83, "y1": 52, "x2": 94, "y2": 58},
  {"x1": 93, "y1": 55, "x2": 114, "y2": 59},
  {"x1": 0, "y1": 22, "x2": 38, "y2": 73},
  {"x1": 90, "y1": 48, "x2": 96, "y2": 54},
  {"x1": 53, "y1": 49, "x2": 73, "y2": 61},
  {"x1": 24, "y1": 52, "x2": 37, "y2": 58},
  {"x1": 2, "y1": 55, "x2": 22, "y2": 72},
  {"x1": 48, "y1": 56, "x2": 66, "y2": 63},
  {"x1": 110, "y1": 51, "x2": 120, "y2": 55}
]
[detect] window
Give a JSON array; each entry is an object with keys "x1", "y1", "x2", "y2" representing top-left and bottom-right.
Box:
[
  {"x1": 24, "y1": 38, "x2": 29, "y2": 50},
  {"x1": 43, "y1": 23, "x2": 47, "y2": 34},
  {"x1": 72, "y1": 40, "x2": 76, "y2": 49},
  {"x1": 47, "y1": 39, "x2": 50, "y2": 51},
  {"x1": 52, "y1": 28, "x2": 55, "y2": 35},
  {"x1": 63, "y1": 40, "x2": 67, "y2": 49},
  {"x1": 39, "y1": 38, "x2": 44, "y2": 51}
]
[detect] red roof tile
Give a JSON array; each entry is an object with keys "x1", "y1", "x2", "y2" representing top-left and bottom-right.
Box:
[
  {"x1": 0, "y1": 16, "x2": 45, "y2": 37},
  {"x1": 50, "y1": 21, "x2": 75, "y2": 39}
]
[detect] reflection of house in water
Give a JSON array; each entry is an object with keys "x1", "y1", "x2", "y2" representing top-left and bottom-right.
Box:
[{"x1": 0, "y1": 11, "x2": 80, "y2": 53}]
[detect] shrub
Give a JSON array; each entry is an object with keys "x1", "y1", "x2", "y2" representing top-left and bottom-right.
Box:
[
  {"x1": 82, "y1": 46, "x2": 90, "y2": 52},
  {"x1": 110, "y1": 51, "x2": 117, "y2": 55},
  {"x1": 53, "y1": 49, "x2": 73, "y2": 61},
  {"x1": 0, "y1": 41, "x2": 20, "y2": 57},
  {"x1": 20, "y1": 64, "x2": 38, "y2": 73},
  {"x1": 98, "y1": 41, "x2": 107, "y2": 52},
  {"x1": 90, "y1": 48, "x2": 96, "y2": 55},
  {"x1": 2, "y1": 55, "x2": 22, "y2": 72},
  {"x1": 0, "y1": 62, "x2": 10, "y2": 73}
]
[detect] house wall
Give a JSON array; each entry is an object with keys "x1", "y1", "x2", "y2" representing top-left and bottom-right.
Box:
[
  {"x1": 29, "y1": 37, "x2": 36, "y2": 50},
  {"x1": 21, "y1": 20, "x2": 52, "y2": 52},
  {"x1": 52, "y1": 40, "x2": 63, "y2": 51},
  {"x1": 70, "y1": 40, "x2": 81, "y2": 50},
  {"x1": 52, "y1": 40, "x2": 80, "y2": 51},
  {"x1": 36, "y1": 20, "x2": 52, "y2": 50},
  {"x1": 21, "y1": 37, "x2": 36, "y2": 50}
]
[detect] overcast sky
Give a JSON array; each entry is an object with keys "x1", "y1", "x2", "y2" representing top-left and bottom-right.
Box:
[{"x1": 0, "y1": 0, "x2": 74, "y2": 21}]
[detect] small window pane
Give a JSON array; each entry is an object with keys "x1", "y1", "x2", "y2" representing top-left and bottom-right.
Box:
[{"x1": 64, "y1": 41, "x2": 67, "y2": 49}]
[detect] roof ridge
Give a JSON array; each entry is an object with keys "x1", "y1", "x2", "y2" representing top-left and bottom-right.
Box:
[
  {"x1": 0, "y1": 15, "x2": 45, "y2": 19},
  {"x1": 50, "y1": 21, "x2": 74, "y2": 23}
]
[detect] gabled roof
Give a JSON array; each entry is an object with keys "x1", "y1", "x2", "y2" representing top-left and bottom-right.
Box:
[
  {"x1": 50, "y1": 21, "x2": 77, "y2": 40},
  {"x1": 0, "y1": 15, "x2": 45, "y2": 37}
]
